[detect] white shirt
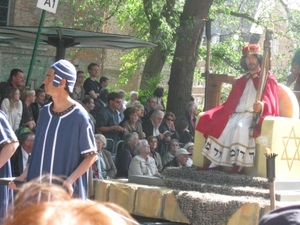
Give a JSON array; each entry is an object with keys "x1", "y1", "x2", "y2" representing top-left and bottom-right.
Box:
[{"x1": 21, "y1": 147, "x2": 30, "y2": 171}]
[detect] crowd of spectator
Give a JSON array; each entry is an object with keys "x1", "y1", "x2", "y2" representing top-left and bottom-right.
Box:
[{"x1": 0, "y1": 62, "x2": 198, "y2": 182}]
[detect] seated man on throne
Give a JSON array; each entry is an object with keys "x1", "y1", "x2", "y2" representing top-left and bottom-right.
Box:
[{"x1": 196, "y1": 44, "x2": 279, "y2": 174}]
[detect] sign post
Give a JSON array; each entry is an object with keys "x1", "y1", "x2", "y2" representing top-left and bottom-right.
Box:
[{"x1": 26, "y1": 0, "x2": 59, "y2": 86}]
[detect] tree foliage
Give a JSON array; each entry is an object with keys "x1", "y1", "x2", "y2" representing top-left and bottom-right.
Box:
[{"x1": 63, "y1": 0, "x2": 300, "y2": 114}]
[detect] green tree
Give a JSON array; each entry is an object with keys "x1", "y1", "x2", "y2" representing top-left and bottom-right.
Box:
[{"x1": 65, "y1": 0, "x2": 300, "y2": 117}]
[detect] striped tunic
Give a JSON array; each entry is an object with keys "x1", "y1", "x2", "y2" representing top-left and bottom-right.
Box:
[
  {"x1": 27, "y1": 103, "x2": 96, "y2": 199},
  {"x1": 0, "y1": 110, "x2": 18, "y2": 219}
]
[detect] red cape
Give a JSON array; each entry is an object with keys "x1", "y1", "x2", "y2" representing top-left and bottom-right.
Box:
[{"x1": 196, "y1": 72, "x2": 279, "y2": 138}]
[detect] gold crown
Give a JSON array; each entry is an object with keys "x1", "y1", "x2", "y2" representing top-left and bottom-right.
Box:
[{"x1": 242, "y1": 44, "x2": 261, "y2": 56}]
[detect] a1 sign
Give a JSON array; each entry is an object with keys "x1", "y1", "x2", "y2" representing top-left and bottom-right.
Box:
[{"x1": 36, "y1": 0, "x2": 59, "y2": 13}]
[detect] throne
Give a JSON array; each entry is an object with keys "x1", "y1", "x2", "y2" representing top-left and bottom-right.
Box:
[{"x1": 193, "y1": 83, "x2": 300, "y2": 179}]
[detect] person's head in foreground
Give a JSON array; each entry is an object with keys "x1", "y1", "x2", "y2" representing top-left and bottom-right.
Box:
[
  {"x1": 259, "y1": 204, "x2": 300, "y2": 225},
  {"x1": 4, "y1": 175, "x2": 137, "y2": 225}
]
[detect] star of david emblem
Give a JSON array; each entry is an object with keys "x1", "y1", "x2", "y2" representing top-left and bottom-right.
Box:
[{"x1": 282, "y1": 127, "x2": 300, "y2": 170}]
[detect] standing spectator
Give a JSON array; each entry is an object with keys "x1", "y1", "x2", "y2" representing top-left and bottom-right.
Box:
[
  {"x1": 115, "y1": 132, "x2": 139, "y2": 178},
  {"x1": 128, "y1": 139, "x2": 159, "y2": 176},
  {"x1": 30, "y1": 88, "x2": 46, "y2": 124},
  {"x1": 11, "y1": 131, "x2": 35, "y2": 177},
  {"x1": 1, "y1": 87, "x2": 23, "y2": 131},
  {"x1": 126, "y1": 91, "x2": 139, "y2": 108},
  {"x1": 0, "y1": 69, "x2": 24, "y2": 104},
  {"x1": 92, "y1": 134, "x2": 117, "y2": 179},
  {"x1": 0, "y1": 110, "x2": 19, "y2": 220},
  {"x1": 96, "y1": 92, "x2": 125, "y2": 151},
  {"x1": 20, "y1": 88, "x2": 36, "y2": 130},
  {"x1": 82, "y1": 96, "x2": 96, "y2": 127},
  {"x1": 122, "y1": 107, "x2": 145, "y2": 139},
  {"x1": 10, "y1": 59, "x2": 97, "y2": 199},
  {"x1": 148, "y1": 136, "x2": 163, "y2": 172},
  {"x1": 153, "y1": 87, "x2": 165, "y2": 111},
  {"x1": 99, "y1": 76, "x2": 109, "y2": 89},
  {"x1": 178, "y1": 102, "x2": 198, "y2": 139},
  {"x1": 83, "y1": 63, "x2": 101, "y2": 99},
  {"x1": 72, "y1": 71, "x2": 85, "y2": 102}
]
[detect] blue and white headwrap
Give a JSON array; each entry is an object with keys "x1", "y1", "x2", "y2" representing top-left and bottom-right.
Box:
[{"x1": 51, "y1": 59, "x2": 76, "y2": 92}]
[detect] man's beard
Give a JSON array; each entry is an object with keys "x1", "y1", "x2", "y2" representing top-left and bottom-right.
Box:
[{"x1": 247, "y1": 62, "x2": 259, "y2": 72}]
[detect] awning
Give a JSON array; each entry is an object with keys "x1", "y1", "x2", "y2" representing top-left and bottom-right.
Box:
[{"x1": 0, "y1": 26, "x2": 156, "y2": 60}]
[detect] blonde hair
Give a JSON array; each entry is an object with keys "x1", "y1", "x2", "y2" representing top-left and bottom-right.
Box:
[
  {"x1": 4, "y1": 200, "x2": 136, "y2": 225},
  {"x1": 94, "y1": 134, "x2": 107, "y2": 148},
  {"x1": 21, "y1": 87, "x2": 35, "y2": 102}
]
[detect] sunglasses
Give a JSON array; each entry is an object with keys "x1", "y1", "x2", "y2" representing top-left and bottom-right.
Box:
[{"x1": 166, "y1": 118, "x2": 174, "y2": 122}]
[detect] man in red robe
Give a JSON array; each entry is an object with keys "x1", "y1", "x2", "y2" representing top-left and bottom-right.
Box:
[{"x1": 196, "y1": 44, "x2": 279, "y2": 173}]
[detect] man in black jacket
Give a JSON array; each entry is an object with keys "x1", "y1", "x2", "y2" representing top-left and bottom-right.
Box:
[
  {"x1": 162, "y1": 148, "x2": 191, "y2": 172},
  {"x1": 11, "y1": 131, "x2": 35, "y2": 177}
]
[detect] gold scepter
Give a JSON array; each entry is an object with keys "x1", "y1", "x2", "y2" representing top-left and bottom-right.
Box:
[{"x1": 250, "y1": 29, "x2": 274, "y2": 136}]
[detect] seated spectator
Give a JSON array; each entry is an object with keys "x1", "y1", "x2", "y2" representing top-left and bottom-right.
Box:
[
  {"x1": 30, "y1": 88, "x2": 45, "y2": 124},
  {"x1": 158, "y1": 112, "x2": 179, "y2": 152},
  {"x1": 115, "y1": 132, "x2": 139, "y2": 178},
  {"x1": 153, "y1": 87, "x2": 165, "y2": 111},
  {"x1": 122, "y1": 107, "x2": 145, "y2": 139},
  {"x1": 142, "y1": 110, "x2": 164, "y2": 138},
  {"x1": 162, "y1": 148, "x2": 192, "y2": 172},
  {"x1": 82, "y1": 96, "x2": 96, "y2": 127},
  {"x1": 72, "y1": 71, "x2": 85, "y2": 102},
  {"x1": 143, "y1": 96, "x2": 157, "y2": 122},
  {"x1": 178, "y1": 102, "x2": 198, "y2": 138},
  {"x1": 118, "y1": 90, "x2": 127, "y2": 113},
  {"x1": 99, "y1": 76, "x2": 109, "y2": 89},
  {"x1": 126, "y1": 91, "x2": 139, "y2": 108},
  {"x1": 176, "y1": 119, "x2": 194, "y2": 144},
  {"x1": 20, "y1": 88, "x2": 36, "y2": 130},
  {"x1": 128, "y1": 139, "x2": 159, "y2": 176},
  {"x1": 91, "y1": 88, "x2": 109, "y2": 119},
  {"x1": 96, "y1": 92, "x2": 125, "y2": 151},
  {"x1": 92, "y1": 134, "x2": 117, "y2": 179},
  {"x1": 148, "y1": 136, "x2": 163, "y2": 172},
  {"x1": 161, "y1": 139, "x2": 179, "y2": 166},
  {"x1": 183, "y1": 142, "x2": 194, "y2": 167},
  {"x1": 159, "y1": 112, "x2": 179, "y2": 138},
  {"x1": 11, "y1": 131, "x2": 35, "y2": 177},
  {"x1": 1, "y1": 87, "x2": 22, "y2": 131}
]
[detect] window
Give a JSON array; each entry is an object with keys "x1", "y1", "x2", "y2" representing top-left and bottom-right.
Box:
[{"x1": 0, "y1": 0, "x2": 10, "y2": 26}]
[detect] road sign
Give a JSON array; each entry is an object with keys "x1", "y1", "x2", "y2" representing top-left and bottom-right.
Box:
[{"x1": 37, "y1": 0, "x2": 59, "y2": 13}]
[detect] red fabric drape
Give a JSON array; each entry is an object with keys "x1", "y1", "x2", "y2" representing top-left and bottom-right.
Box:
[{"x1": 196, "y1": 72, "x2": 279, "y2": 139}]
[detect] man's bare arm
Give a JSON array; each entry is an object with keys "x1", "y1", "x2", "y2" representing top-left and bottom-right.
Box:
[
  {"x1": 63, "y1": 154, "x2": 98, "y2": 196},
  {"x1": 286, "y1": 73, "x2": 298, "y2": 87},
  {"x1": 0, "y1": 142, "x2": 18, "y2": 168},
  {"x1": 88, "y1": 90, "x2": 99, "y2": 99}
]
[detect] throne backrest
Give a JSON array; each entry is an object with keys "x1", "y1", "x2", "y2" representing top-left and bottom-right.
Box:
[{"x1": 277, "y1": 83, "x2": 299, "y2": 118}]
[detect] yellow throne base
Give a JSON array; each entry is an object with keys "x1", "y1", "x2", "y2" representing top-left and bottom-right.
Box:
[{"x1": 194, "y1": 84, "x2": 300, "y2": 179}]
